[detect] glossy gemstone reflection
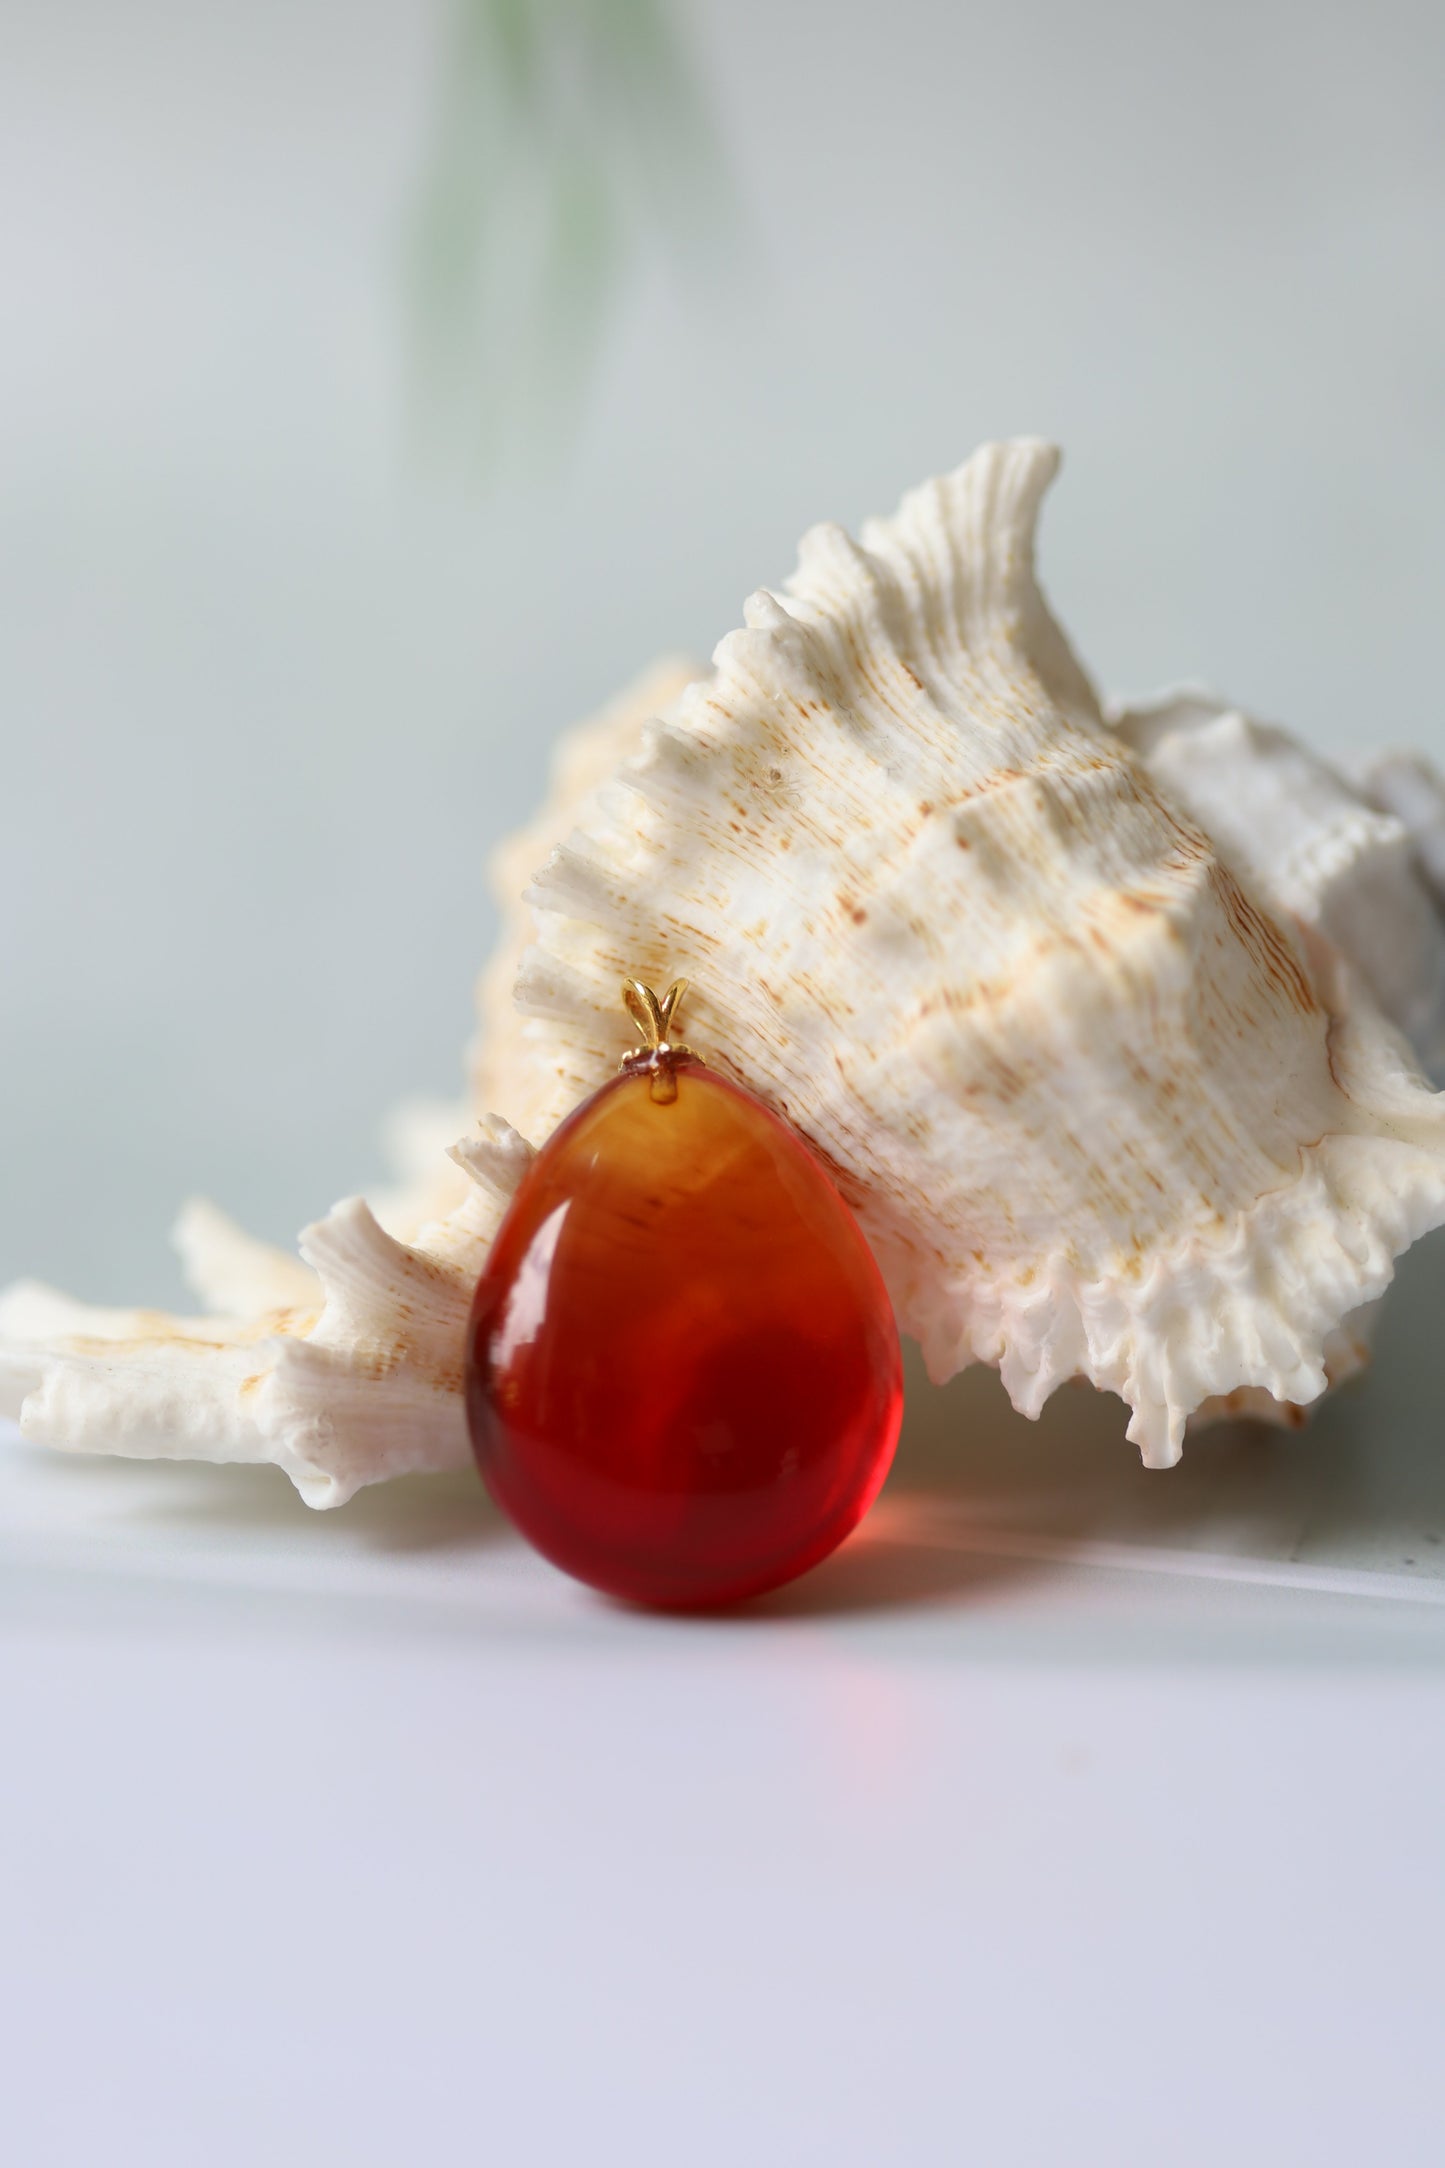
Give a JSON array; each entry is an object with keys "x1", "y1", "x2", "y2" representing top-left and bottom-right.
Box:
[{"x1": 464, "y1": 1061, "x2": 903, "y2": 1608}]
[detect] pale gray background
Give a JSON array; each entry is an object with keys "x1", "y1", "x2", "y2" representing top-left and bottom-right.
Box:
[
  {"x1": 5, "y1": 8, "x2": 1445, "y2": 2164},
  {"x1": 3, "y1": 0, "x2": 1443, "y2": 1304}
]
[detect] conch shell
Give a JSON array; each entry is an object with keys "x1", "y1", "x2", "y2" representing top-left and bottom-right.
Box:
[{"x1": 6, "y1": 438, "x2": 1445, "y2": 1504}]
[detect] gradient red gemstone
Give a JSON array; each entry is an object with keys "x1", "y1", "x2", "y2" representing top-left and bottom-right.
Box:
[{"x1": 464, "y1": 1060, "x2": 903, "y2": 1607}]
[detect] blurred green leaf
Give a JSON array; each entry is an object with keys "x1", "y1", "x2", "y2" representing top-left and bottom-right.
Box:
[{"x1": 406, "y1": 0, "x2": 732, "y2": 474}]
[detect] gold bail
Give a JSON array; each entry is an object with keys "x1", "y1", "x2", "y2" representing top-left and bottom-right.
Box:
[
  {"x1": 620, "y1": 978, "x2": 696, "y2": 1103},
  {"x1": 623, "y1": 978, "x2": 689, "y2": 1050}
]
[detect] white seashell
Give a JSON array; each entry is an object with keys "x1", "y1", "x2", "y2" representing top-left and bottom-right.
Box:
[
  {"x1": 506, "y1": 439, "x2": 1445, "y2": 1465},
  {"x1": 7, "y1": 438, "x2": 1445, "y2": 1500}
]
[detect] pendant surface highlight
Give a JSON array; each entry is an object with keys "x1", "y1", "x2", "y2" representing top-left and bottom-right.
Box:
[{"x1": 464, "y1": 1058, "x2": 903, "y2": 1608}]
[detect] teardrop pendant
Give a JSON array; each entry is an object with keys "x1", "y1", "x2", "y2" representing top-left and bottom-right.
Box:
[{"x1": 464, "y1": 981, "x2": 903, "y2": 1608}]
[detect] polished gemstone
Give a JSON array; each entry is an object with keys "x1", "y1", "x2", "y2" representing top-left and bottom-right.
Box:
[{"x1": 465, "y1": 1061, "x2": 903, "y2": 1608}]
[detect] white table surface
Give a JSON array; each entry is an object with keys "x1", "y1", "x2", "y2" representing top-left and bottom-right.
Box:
[{"x1": 5, "y1": 1245, "x2": 1445, "y2": 2166}]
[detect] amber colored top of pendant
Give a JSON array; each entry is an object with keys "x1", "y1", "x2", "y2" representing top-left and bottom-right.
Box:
[{"x1": 465, "y1": 1060, "x2": 903, "y2": 1609}]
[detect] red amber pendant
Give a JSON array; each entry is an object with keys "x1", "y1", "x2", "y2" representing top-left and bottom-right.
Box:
[{"x1": 464, "y1": 994, "x2": 902, "y2": 1608}]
